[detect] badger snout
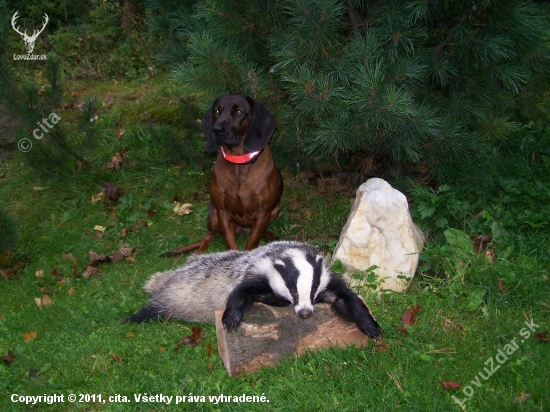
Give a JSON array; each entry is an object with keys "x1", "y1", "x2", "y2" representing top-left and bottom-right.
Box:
[{"x1": 297, "y1": 307, "x2": 313, "y2": 318}]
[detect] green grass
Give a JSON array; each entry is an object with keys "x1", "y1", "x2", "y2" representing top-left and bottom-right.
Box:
[{"x1": 1, "y1": 76, "x2": 549, "y2": 411}]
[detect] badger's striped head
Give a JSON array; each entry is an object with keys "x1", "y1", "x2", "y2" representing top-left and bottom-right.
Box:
[{"x1": 264, "y1": 247, "x2": 331, "y2": 318}]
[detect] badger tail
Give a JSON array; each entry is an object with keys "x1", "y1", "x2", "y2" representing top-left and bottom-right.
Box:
[
  {"x1": 143, "y1": 272, "x2": 171, "y2": 294},
  {"x1": 122, "y1": 306, "x2": 162, "y2": 324},
  {"x1": 124, "y1": 271, "x2": 173, "y2": 323}
]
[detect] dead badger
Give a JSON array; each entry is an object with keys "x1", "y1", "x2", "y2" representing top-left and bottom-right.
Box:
[{"x1": 124, "y1": 241, "x2": 382, "y2": 339}]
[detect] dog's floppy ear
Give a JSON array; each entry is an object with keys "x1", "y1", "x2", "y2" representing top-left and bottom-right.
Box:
[
  {"x1": 244, "y1": 97, "x2": 276, "y2": 153},
  {"x1": 202, "y1": 101, "x2": 218, "y2": 153}
]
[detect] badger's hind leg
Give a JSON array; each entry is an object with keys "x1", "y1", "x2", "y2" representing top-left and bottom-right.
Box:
[
  {"x1": 122, "y1": 305, "x2": 162, "y2": 324},
  {"x1": 317, "y1": 275, "x2": 383, "y2": 339}
]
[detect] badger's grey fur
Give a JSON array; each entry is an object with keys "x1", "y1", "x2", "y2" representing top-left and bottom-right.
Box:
[{"x1": 124, "y1": 241, "x2": 382, "y2": 339}]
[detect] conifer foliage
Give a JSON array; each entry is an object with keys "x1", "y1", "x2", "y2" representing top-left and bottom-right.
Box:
[
  {"x1": 146, "y1": 0, "x2": 550, "y2": 182},
  {"x1": 0, "y1": 51, "x2": 99, "y2": 175}
]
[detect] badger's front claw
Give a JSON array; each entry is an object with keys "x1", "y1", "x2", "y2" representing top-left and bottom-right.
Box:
[
  {"x1": 356, "y1": 314, "x2": 383, "y2": 339},
  {"x1": 222, "y1": 308, "x2": 243, "y2": 331},
  {"x1": 222, "y1": 277, "x2": 268, "y2": 331}
]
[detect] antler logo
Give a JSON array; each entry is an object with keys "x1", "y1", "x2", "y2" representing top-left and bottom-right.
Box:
[{"x1": 11, "y1": 11, "x2": 49, "y2": 54}]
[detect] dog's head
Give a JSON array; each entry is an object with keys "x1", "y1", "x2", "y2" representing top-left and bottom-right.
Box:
[{"x1": 202, "y1": 95, "x2": 276, "y2": 153}]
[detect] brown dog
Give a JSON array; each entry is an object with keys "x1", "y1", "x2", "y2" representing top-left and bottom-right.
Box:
[{"x1": 162, "y1": 95, "x2": 283, "y2": 256}]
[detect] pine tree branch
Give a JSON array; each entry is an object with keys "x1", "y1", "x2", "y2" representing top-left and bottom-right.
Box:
[
  {"x1": 347, "y1": 5, "x2": 364, "y2": 34},
  {"x1": 49, "y1": 128, "x2": 96, "y2": 170},
  {"x1": 0, "y1": 66, "x2": 26, "y2": 103}
]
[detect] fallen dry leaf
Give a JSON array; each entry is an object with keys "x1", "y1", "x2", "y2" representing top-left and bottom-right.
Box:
[
  {"x1": 375, "y1": 343, "x2": 389, "y2": 353},
  {"x1": 173, "y1": 202, "x2": 193, "y2": 215},
  {"x1": 34, "y1": 295, "x2": 53, "y2": 309},
  {"x1": 110, "y1": 245, "x2": 134, "y2": 263},
  {"x1": 13, "y1": 258, "x2": 30, "y2": 271},
  {"x1": 88, "y1": 251, "x2": 112, "y2": 267},
  {"x1": 81, "y1": 265, "x2": 101, "y2": 279},
  {"x1": 443, "y1": 318, "x2": 453, "y2": 330},
  {"x1": 174, "y1": 326, "x2": 205, "y2": 352},
  {"x1": 41, "y1": 295, "x2": 53, "y2": 307},
  {"x1": 101, "y1": 182, "x2": 124, "y2": 205},
  {"x1": 534, "y1": 331, "x2": 548, "y2": 342},
  {"x1": 35, "y1": 270, "x2": 44, "y2": 277},
  {"x1": 93, "y1": 225, "x2": 106, "y2": 232},
  {"x1": 497, "y1": 278, "x2": 506, "y2": 294},
  {"x1": 401, "y1": 305, "x2": 421, "y2": 326},
  {"x1": 91, "y1": 192, "x2": 106, "y2": 203},
  {"x1": 1, "y1": 350, "x2": 15, "y2": 364},
  {"x1": 82, "y1": 245, "x2": 135, "y2": 277},
  {"x1": 121, "y1": 220, "x2": 147, "y2": 238},
  {"x1": 0, "y1": 258, "x2": 28, "y2": 279},
  {"x1": 24, "y1": 331, "x2": 37, "y2": 342},
  {"x1": 473, "y1": 234, "x2": 492, "y2": 254},
  {"x1": 206, "y1": 343, "x2": 212, "y2": 358},
  {"x1": 121, "y1": 224, "x2": 139, "y2": 237},
  {"x1": 67, "y1": 287, "x2": 76, "y2": 295},
  {"x1": 104, "y1": 149, "x2": 128, "y2": 172},
  {"x1": 441, "y1": 381, "x2": 461, "y2": 390},
  {"x1": 110, "y1": 353, "x2": 122, "y2": 362},
  {"x1": 514, "y1": 392, "x2": 532, "y2": 403},
  {"x1": 50, "y1": 268, "x2": 65, "y2": 280}
]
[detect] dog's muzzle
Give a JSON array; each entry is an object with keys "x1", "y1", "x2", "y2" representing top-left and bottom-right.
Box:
[{"x1": 213, "y1": 124, "x2": 240, "y2": 147}]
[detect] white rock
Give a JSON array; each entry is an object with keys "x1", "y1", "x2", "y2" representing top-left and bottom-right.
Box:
[{"x1": 332, "y1": 178, "x2": 424, "y2": 293}]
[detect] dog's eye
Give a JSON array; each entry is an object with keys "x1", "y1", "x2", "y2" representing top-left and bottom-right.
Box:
[
  {"x1": 235, "y1": 109, "x2": 243, "y2": 116},
  {"x1": 214, "y1": 108, "x2": 220, "y2": 115}
]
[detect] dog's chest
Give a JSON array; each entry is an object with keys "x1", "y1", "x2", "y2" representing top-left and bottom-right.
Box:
[{"x1": 212, "y1": 165, "x2": 264, "y2": 208}]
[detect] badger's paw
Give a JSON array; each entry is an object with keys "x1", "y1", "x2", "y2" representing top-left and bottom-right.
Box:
[
  {"x1": 222, "y1": 309, "x2": 243, "y2": 331},
  {"x1": 356, "y1": 314, "x2": 383, "y2": 340}
]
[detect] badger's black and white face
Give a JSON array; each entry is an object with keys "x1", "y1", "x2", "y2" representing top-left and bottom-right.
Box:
[{"x1": 260, "y1": 249, "x2": 331, "y2": 318}]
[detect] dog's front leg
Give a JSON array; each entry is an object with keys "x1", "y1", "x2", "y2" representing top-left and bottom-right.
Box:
[
  {"x1": 217, "y1": 211, "x2": 239, "y2": 250},
  {"x1": 245, "y1": 212, "x2": 272, "y2": 250}
]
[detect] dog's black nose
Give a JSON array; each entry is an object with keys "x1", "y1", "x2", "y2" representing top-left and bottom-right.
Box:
[{"x1": 213, "y1": 124, "x2": 225, "y2": 135}]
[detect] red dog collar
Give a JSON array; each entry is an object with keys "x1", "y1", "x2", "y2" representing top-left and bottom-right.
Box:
[{"x1": 221, "y1": 147, "x2": 261, "y2": 164}]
